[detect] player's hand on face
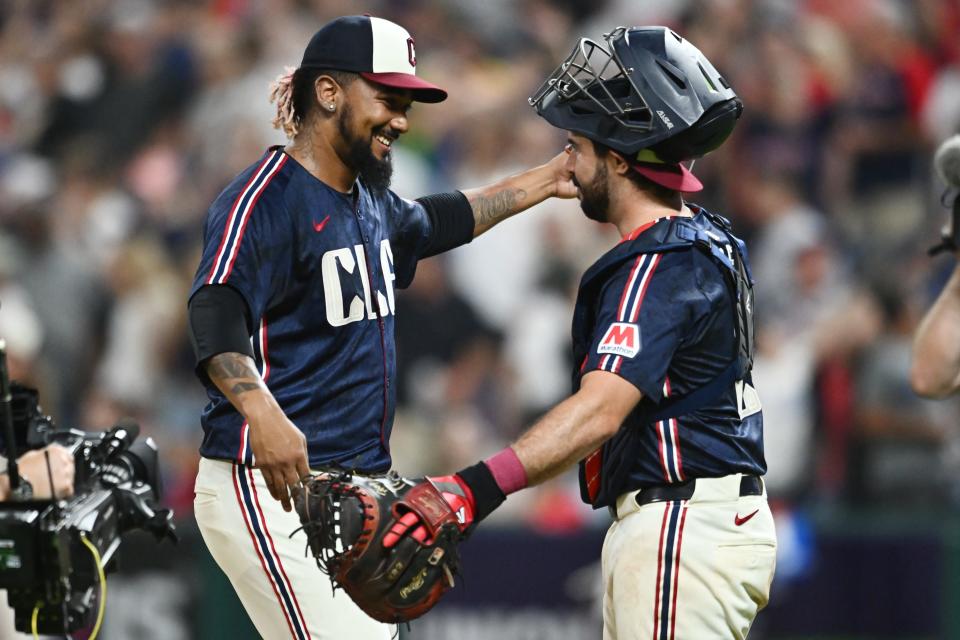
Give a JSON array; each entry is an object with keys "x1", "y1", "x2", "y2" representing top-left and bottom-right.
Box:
[
  {"x1": 248, "y1": 410, "x2": 310, "y2": 512},
  {"x1": 19, "y1": 444, "x2": 75, "y2": 499},
  {"x1": 547, "y1": 147, "x2": 578, "y2": 200}
]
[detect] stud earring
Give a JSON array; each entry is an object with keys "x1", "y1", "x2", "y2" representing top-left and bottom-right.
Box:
[{"x1": 327, "y1": 104, "x2": 335, "y2": 111}]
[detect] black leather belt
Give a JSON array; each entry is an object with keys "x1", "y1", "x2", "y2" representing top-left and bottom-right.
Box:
[
  {"x1": 609, "y1": 475, "x2": 763, "y2": 518},
  {"x1": 636, "y1": 474, "x2": 763, "y2": 506}
]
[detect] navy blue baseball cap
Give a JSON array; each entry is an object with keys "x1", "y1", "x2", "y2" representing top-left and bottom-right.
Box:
[{"x1": 300, "y1": 15, "x2": 447, "y2": 103}]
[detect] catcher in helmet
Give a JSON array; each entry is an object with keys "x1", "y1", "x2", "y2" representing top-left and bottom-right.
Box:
[{"x1": 383, "y1": 26, "x2": 776, "y2": 639}]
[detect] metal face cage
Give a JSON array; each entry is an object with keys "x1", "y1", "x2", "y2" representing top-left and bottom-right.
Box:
[{"x1": 529, "y1": 27, "x2": 653, "y2": 131}]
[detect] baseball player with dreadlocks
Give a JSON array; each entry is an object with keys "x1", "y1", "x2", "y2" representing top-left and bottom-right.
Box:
[
  {"x1": 384, "y1": 26, "x2": 777, "y2": 639},
  {"x1": 186, "y1": 15, "x2": 574, "y2": 640}
]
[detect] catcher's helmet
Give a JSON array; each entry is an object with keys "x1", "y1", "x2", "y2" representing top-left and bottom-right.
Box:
[{"x1": 530, "y1": 26, "x2": 742, "y2": 164}]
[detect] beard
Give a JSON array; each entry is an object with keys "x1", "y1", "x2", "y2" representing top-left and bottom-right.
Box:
[
  {"x1": 337, "y1": 104, "x2": 394, "y2": 194},
  {"x1": 576, "y1": 161, "x2": 610, "y2": 222}
]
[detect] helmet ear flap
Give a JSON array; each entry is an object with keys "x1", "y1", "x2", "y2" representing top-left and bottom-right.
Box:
[{"x1": 651, "y1": 98, "x2": 743, "y2": 163}]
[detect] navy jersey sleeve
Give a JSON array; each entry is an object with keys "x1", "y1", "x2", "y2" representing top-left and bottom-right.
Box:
[
  {"x1": 583, "y1": 251, "x2": 707, "y2": 403},
  {"x1": 381, "y1": 190, "x2": 433, "y2": 289},
  {"x1": 189, "y1": 152, "x2": 293, "y2": 322}
]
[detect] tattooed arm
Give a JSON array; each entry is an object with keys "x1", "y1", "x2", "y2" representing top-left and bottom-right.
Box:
[
  {"x1": 205, "y1": 352, "x2": 309, "y2": 511},
  {"x1": 463, "y1": 148, "x2": 577, "y2": 237}
]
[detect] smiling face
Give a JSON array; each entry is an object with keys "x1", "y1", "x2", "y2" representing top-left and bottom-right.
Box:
[
  {"x1": 565, "y1": 133, "x2": 611, "y2": 222},
  {"x1": 335, "y1": 78, "x2": 413, "y2": 193}
]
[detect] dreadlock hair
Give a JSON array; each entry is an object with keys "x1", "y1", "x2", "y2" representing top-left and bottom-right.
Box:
[{"x1": 269, "y1": 67, "x2": 358, "y2": 139}]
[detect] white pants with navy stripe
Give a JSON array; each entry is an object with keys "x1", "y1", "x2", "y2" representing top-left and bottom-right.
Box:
[
  {"x1": 194, "y1": 457, "x2": 394, "y2": 640},
  {"x1": 601, "y1": 474, "x2": 777, "y2": 640}
]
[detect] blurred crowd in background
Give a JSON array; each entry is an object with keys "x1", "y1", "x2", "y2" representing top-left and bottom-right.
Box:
[{"x1": 0, "y1": 0, "x2": 959, "y2": 536}]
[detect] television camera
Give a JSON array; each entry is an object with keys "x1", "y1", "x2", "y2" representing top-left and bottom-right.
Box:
[{"x1": 0, "y1": 339, "x2": 176, "y2": 635}]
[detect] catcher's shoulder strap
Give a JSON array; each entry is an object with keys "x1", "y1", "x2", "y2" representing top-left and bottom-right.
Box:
[
  {"x1": 647, "y1": 211, "x2": 756, "y2": 422},
  {"x1": 578, "y1": 209, "x2": 755, "y2": 423}
]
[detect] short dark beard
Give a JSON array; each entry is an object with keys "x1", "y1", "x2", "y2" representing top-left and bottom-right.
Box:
[
  {"x1": 337, "y1": 103, "x2": 393, "y2": 194},
  {"x1": 578, "y1": 160, "x2": 610, "y2": 222}
]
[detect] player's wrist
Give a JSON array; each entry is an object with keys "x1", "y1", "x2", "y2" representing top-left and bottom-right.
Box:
[
  {"x1": 539, "y1": 163, "x2": 564, "y2": 200},
  {"x1": 452, "y1": 461, "x2": 507, "y2": 524},
  {"x1": 426, "y1": 474, "x2": 477, "y2": 529},
  {"x1": 244, "y1": 397, "x2": 287, "y2": 429},
  {"x1": 483, "y1": 447, "x2": 527, "y2": 494},
  {"x1": 511, "y1": 163, "x2": 558, "y2": 204}
]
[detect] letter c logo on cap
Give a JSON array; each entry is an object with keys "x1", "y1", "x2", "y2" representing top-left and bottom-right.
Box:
[{"x1": 407, "y1": 37, "x2": 416, "y2": 67}]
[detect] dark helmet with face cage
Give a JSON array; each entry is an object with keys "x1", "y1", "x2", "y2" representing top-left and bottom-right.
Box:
[{"x1": 529, "y1": 26, "x2": 742, "y2": 163}]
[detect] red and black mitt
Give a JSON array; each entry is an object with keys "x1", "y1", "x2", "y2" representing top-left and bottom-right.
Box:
[{"x1": 293, "y1": 471, "x2": 463, "y2": 623}]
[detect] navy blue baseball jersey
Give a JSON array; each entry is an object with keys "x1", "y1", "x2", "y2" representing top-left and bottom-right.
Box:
[
  {"x1": 573, "y1": 208, "x2": 766, "y2": 507},
  {"x1": 190, "y1": 147, "x2": 434, "y2": 472}
]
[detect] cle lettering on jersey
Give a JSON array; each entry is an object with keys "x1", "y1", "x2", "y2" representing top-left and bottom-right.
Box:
[
  {"x1": 598, "y1": 322, "x2": 641, "y2": 358},
  {"x1": 321, "y1": 239, "x2": 398, "y2": 327}
]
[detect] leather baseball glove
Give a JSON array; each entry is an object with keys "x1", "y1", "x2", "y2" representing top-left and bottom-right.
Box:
[{"x1": 293, "y1": 470, "x2": 464, "y2": 623}]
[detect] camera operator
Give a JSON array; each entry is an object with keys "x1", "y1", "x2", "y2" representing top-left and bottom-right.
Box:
[
  {"x1": 0, "y1": 444, "x2": 74, "y2": 639},
  {"x1": 0, "y1": 444, "x2": 74, "y2": 501},
  {"x1": 912, "y1": 135, "x2": 960, "y2": 397},
  {"x1": 0, "y1": 332, "x2": 172, "y2": 636}
]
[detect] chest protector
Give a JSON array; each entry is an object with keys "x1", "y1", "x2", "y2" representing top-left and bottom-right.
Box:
[{"x1": 573, "y1": 209, "x2": 755, "y2": 507}]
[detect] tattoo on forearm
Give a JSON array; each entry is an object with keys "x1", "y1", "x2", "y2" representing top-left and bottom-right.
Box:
[
  {"x1": 470, "y1": 188, "x2": 527, "y2": 227},
  {"x1": 230, "y1": 381, "x2": 261, "y2": 395},
  {"x1": 207, "y1": 353, "x2": 262, "y2": 396},
  {"x1": 207, "y1": 354, "x2": 252, "y2": 378}
]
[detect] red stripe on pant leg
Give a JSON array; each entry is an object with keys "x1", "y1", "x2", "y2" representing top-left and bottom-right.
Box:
[
  {"x1": 232, "y1": 464, "x2": 298, "y2": 639},
  {"x1": 652, "y1": 501, "x2": 672, "y2": 639},
  {"x1": 247, "y1": 467, "x2": 312, "y2": 640},
  {"x1": 669, "y1": 503, "x2": 689, "y2": 640}
]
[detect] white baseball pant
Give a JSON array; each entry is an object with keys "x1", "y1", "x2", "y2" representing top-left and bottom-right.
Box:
[
  {"x1": 194, "y1": 457, "x2": 394, "y2": 640},
  {"x1": 602, "y1": 474, "x2": 777, "y2": 640}
]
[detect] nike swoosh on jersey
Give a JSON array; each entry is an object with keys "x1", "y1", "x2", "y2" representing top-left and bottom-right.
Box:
[
  {"x1": 734, "y1": 509, "x2": 760, "y2": 526},
  {"x1": 313, "y1": 215, "x2": 331, "y2": 233}
]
